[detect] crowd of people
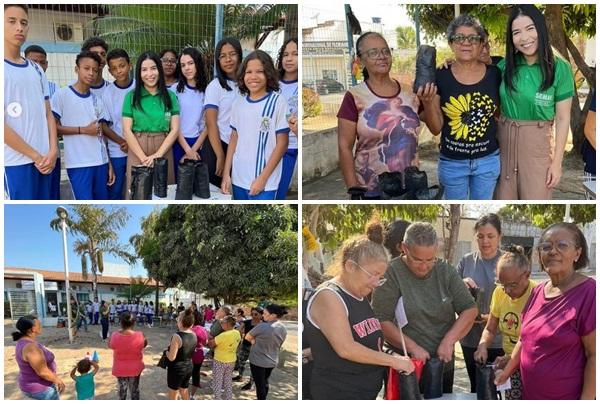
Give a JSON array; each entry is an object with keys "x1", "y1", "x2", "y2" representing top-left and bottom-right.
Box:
[
  {"x1": 5, "y1": 4, "x2": 298, "y2": 200},
  {"x1": 338, "y1": 5, "x2": 595, "y2": 200},
  {"x1": 12, "y1": 300, "x2": 290, "y2": 400},
  {"x1": 304, "y1": 215, "x2": 595, "y2": 399}
]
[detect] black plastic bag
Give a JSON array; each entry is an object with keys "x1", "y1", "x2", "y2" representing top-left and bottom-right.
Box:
[
  {"x1": 175, "y1": 159, "x2": 195, "y2": 200},
  {"x1": 378, "y1": 171, "x2": 406, "y2": 199},
  {"x1": 400, "y1": 372, "x2": 423, "y2": 400},
  {"x1": 476, "y1": 363, "x2": 498, "y2": 400},
  {"x1": 347, "y1": 186, "x2": 367, "y2": 200},
  {"x1": 415, "y1": 185, "x2": 443, "y2": 200},
  {"x1": 413, "y1": 45, "x2": 437, "y2": 93},
  {"x1": 404, "y1": 166, "x2": 428, "y2": 193},
  {"x1": 193, "y1": 161, "x2": 211, "y2": 199},
  {"x1": 153, "y1": 157, "x2": 168, "y2": 198},
  {"x1": 130, "y1": 165, "x2": 153, "y2": 200},
  {"x1": 421, "y1": 358, "x2": 444, "y2": 399}
]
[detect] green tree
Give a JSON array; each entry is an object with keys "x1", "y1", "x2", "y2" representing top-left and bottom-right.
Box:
[
  {"x1": 396, "y1": 26, "x2": 416, "y2": 49},
  {"x1": 131, "y1": 205, "x2": 297, "y2": 304},
  {"x1": 118, "y1": 277, "x2": 157, "y2": 302},
  {"x1": 406, "y1": 4, "x2": 596, "y2": 153},
  {"x1": 50, "y1": 205, "x2": 136, "y2": 300},
  {"x1": 498, "y1": 204, "x2": 596, "y2": 229}
]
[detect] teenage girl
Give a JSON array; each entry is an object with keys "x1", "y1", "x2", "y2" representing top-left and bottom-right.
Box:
[
  {"x1": 203, "y1": 37, "x2": 243, "y2": 186},
  {"x1": 172, "y1": 47, "x2": 209, "y2": 178},
  {"x1": 221, "y1": 50, "x2": 289, "y2": 200},
  {"x1": 122, "y1": 51, "x2": 180, "y2": 198},
  {"x1": 160, "y1": 48, "x2": 179, "y2": 88},
  {"x1": 276, "y1": 38, "x2": 299, "y2": 199}
]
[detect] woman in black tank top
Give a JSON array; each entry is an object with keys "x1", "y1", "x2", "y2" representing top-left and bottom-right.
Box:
[
  {"x1": 305, "y1": 220, "x2": 414, "y2": 399},
  {"x1": 166, "y1": 308, "x2": 197, "y2": 399}
]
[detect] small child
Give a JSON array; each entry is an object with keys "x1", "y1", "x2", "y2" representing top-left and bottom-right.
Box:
[
  {"x1": 70, "y1": 358, "x2": 99, "y2": 400},
  {"x1": 221, "y1": 50, "x2": 290, "y2": 200},
  {"x1": 208, "y1": 315, "x2": 241, "y2": 400}
]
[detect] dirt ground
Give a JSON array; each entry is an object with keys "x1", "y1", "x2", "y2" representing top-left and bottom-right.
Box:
[{"x1": 4, "y1": 319, "x2": 298, "y2": 400}]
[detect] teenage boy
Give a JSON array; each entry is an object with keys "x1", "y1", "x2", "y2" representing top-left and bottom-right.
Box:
[
  {"x1": 4, "y1": 4, "x2": 57, "y2": 199},
  {"x1": 102, "y1": 48, "x2": 134, "y2": 199},
  {"x1": 24, "y1": 44, "x2": 61, "y2": 199},
  {"x1": 81, "y1": 36, "x2": 109, "y2": 96},
  {"x1": 51, "y1": 51, "x2": 114, "y2": 200}
]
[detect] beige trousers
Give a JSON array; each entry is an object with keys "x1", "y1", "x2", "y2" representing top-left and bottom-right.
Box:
[{"x1": 126, "y1": 132, "x2": 175, "y2": 199}]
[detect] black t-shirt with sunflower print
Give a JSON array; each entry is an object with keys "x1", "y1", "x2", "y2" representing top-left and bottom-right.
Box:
[{"x1": 436, "y1": 64, "x2": 501, "y2": 159}]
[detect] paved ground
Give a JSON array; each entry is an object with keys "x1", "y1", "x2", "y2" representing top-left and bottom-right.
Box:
[
  {"x1": 303, "y1": 140, "x2": 589, "y2": 200},
  {"x1": 4, "y1": 319, "x2": 298, "y2": 400}
]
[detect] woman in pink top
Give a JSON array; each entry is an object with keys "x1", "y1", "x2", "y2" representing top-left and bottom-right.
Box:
[
  {"x1": 108, "y1": 312, "x2": 147, "y2": 399},
  {"x1": 495, "y1": 223, "x2": 595, "y2": 399},
  {"x1": 189, "y1": 310, "x2": 209, "y2": 400}
]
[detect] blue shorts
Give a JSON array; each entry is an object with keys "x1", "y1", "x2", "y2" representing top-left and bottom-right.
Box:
[
  {"x1": 108, "y1": 157, "x2": 127, "y2": 200},
  {"x1": 50, "y1": 157, "x2": 61, "y2": 199},
  {"x1": 276, "y1": 148, "x2": 297, "y2": 200},
  {"x1": 67, "y1": 163, "x2": 109, "y2": 200},
  {"x1": 232, "y1": 184, "x2": 277, "y2": 200},
  {"x1": 23, "y1": 385, "x2": 60, "y2": 400},
  {"x1": 4, "y1": 163, "x2": 51, "y2": 200},
  {"x1": 173, "y1": 136, "x2": 200, "y2": 181}
]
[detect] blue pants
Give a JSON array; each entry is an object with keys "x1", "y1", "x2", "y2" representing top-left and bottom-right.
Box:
[
  {"x1": 78, "y1": 316, "x2": 88, "y2": 332},
  {"x1": 108, "y1": 157, "x2": 127, "y2": 200},
  {"x1": 50, "y1": 157, "x2": 61, "y2": 199},
  {"x1": 23, "y1": 385, "x2": 60, "y2": 400},
  {"x1": 232, "y1": 184, "x2": 277, "y2": 200},
  {"x1": 101, "y1": 317, "x2": 109, "y2": 339},
  {"x1": 438, "y1": 151, "x2": 500, "y2": 200},
  {"x1": 173, "y1": 136, "x2": 200, "y2": 181},
  {"x1": 276, "y1": 148, "x2": 297, "y2": 200},
  {"x1": 4, "y1": 163, "x2": 51, "y2": 200},
  {"x1": 94, "y1": 312, "x2": 100, "y2": 325},
  {"x1": 146, "y1": 313, "x2": 153, "y2": 325},
  {"x1": 67, "y1": 163, "x2": 109, "y2": 200}
]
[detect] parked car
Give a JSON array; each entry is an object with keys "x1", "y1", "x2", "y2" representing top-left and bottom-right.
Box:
[{"x1": 304, "y1": 78, "x2": 345, "y2": 95}]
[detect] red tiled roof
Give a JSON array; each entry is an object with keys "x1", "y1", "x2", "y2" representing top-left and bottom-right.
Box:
[{"x1": 4, "y1": 267, "x2": 161, "y2": 287}]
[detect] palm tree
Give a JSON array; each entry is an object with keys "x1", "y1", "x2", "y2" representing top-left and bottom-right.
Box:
[{"x1": 50, "y1": 205, "x2": 137, "y2": 300}]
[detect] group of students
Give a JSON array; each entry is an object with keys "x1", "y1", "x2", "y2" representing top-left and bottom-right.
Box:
[
  {"x1": 339, "y1": 4, "x2": 595, "y2": 200},
  {"x1": 4, "y1": 4, "x2": 298, "y2": 200},
  {"x1": 303, "y1": 215, "x2": 595, "y2": 400}
]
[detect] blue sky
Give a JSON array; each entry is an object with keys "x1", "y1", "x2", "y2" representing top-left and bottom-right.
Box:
[{"x1": 4, "y1": 204, "x2": 160, "y2": 277}]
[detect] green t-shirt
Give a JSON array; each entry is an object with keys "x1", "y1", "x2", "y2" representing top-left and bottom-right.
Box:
[
  {"x1": 371, "y1": 256, "x2": 476, "y2": 356},
  {"x1": 75, "y1": 372, "x2": 95, "y2": 400},
  {"x1": 122, "y1": 87, "x2": 180, "y2": 133},
  {"x1": 498, "y1": 55, "x2": 574, "y2": 121}
]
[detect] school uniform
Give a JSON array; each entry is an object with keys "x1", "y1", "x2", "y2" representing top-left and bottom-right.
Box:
[
  {"x1": 47, "y1": 80, "x2": 62, "y2": 200},
  {"x1": 496, "y1": 55, "x2": 574, "y2": 200},
  {"x1": 89, "y1": 79, "x2": 110, "y2": 98},
  {"x1": 276, "y1": 79, "x2": 298, "y2": 199},
  {"x1": 229, "y1": 91, "x2": 290, "y2": 200},
  {"x1": 202, "y1": 78, "x2": 240, "y2": 185},
  {"x1": 4, "y1": 59, "x2": 52, "y2": 199},
  {"x1": 172, "y1": 83, "x2": 205, "y2": 179},
  {"x1": 51, "y1": 85, "x2": 110, "y2": 200},
  {"x1": 102, "y1": 79, "x2": 135, "y2": 199}
]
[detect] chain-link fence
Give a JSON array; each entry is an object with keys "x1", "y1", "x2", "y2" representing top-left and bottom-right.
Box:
[{"x1": 22, "y1": 4, "x2": 297, "y2": 87}]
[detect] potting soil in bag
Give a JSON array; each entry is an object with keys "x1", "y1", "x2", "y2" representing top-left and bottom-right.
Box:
[
  {"x1": 153, "y1": 157, "x2": 168, "y2": 198},
  {"x1": 413, "y1": 45, "x2": 437, "y2": 93},
  {"x1": 421, "y1": 357, "x2": 444, "y2": 399},
  {"x1": 176, "y1": 159, "x2": 195, "y2": 200},
  {"x1": 476, "y1": 363, "x2": 498, "y2": 400},
  {"x1": 130, "y1": 165, "x2": 153, "y2": 200},
  {"x1": 378, "y1": 171, "x2": 406, "y2": 199},
  {"x1": 400, "y1": 372, "x2": 422, "y2": 400},
  {"x1": 193, "y1": 161, "x2": 211, "y2": 199}
]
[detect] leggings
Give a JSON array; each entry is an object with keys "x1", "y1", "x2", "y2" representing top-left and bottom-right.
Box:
[
  {"x1": 117, "y1": 376, "x2": 140, "y2": 399},
  {"x1": 212, "y1": 360, "x2": 235, "y2": 400},
  {"x1": 250, "y1": 363, "x2": 274, "y2": 400},
  {"x1": 191, "y1": 362, "x2": 203, "y2": 388}
]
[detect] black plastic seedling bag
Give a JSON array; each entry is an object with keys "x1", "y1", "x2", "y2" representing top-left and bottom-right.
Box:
[
  {"x1": 378, "y1": 171, "x2": 406, "y2": 199},
  {"x1": 421, "y1": 358, "x2": 444, "y2": 399},
  {"x1": 413, "y1": 45, "x2": 437, "y2": 93},
  {"x1": 153, "y1": 157, "x2": 168, "y2": 198},
  {"x1": 175, "y1": 159, "x2": 195, "y2": 200},
  {"x1": 347, "y1": 186, "x2": 367, "y2": 200},
  {"x1": 476, "y1": 363, "x2": 498, "y2": 400},
  {"x1": 193, "y1": 161, "x2": 211, "y2": 199},
  {"x1": 400, "y1": 372, "x2": 423, "y2": 400},
  {"x1": 404, "y1": 166, "x2": 428, "y2": 194},
  {"x1": 130, "y1": 165, "x2": 153, "y2": 200}
]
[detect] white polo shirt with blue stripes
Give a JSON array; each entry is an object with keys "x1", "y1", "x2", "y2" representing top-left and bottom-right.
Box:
[
  {"x1": 230, "y1": 91, "x2": 290, "y2": 191},
  {"x1": 279, "y1": 79, "x2": 298, "y2": 149},
  {"x1": 101, "y1": 79, "x2": 135, "y2": 159}
]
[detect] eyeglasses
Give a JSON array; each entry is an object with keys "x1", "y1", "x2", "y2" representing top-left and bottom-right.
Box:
[
  {"x1": 362, "y1": 47, "x2": 392, "y2": 60},
  {"x1": 348, "y1": 259, "x2": 387, "y2": 287},
  {"x1": 494, "y1": 273, "x2": 526, "y2": 291},
  {"x1": 451, "y1": 34, "x2": 483, "y2": 44},
  {"x1": 161, "y1": 58, "x2": 177, "y2": 64},
  {"x1": 218, "y1": 52, "x2": 238, "y2": 61},
  {"x1": 537, "y1": 240, "x2": 577, "y2": 253}
]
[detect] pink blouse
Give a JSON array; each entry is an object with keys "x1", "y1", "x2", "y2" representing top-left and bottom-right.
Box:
[{"x1": 109, "y1": 330, "x2": 145, "y2": 377}]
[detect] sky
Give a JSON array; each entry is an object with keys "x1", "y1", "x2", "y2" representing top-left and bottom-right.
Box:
[
  {"x1": 4, "y1": 204, "x2": 160, "y2": 277},
  {"x1": 302, "y1": 3, "x2": 412, "y2": 29}
]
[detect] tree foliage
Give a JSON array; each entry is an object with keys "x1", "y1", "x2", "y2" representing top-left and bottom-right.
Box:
[
  {"x1": 117, "y1": 277, "x2": 157, "y2": 301},
  {"x1": 395, "y1": 26, "x2": 416, "y2": 49},
  {"x1": 131, "y1": 205, "x2": 297, "y2": 305},
  {"x1": 498, "y1": 204, "x2": 596, "y2": 229},
  {"x1": 50, "y1": 205, "x2": 136, "y2": 299}
]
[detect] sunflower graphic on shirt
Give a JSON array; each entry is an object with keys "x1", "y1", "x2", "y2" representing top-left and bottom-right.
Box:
[{"x1": 441, "y1": 92, "x2": 495, "y2": 141}]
